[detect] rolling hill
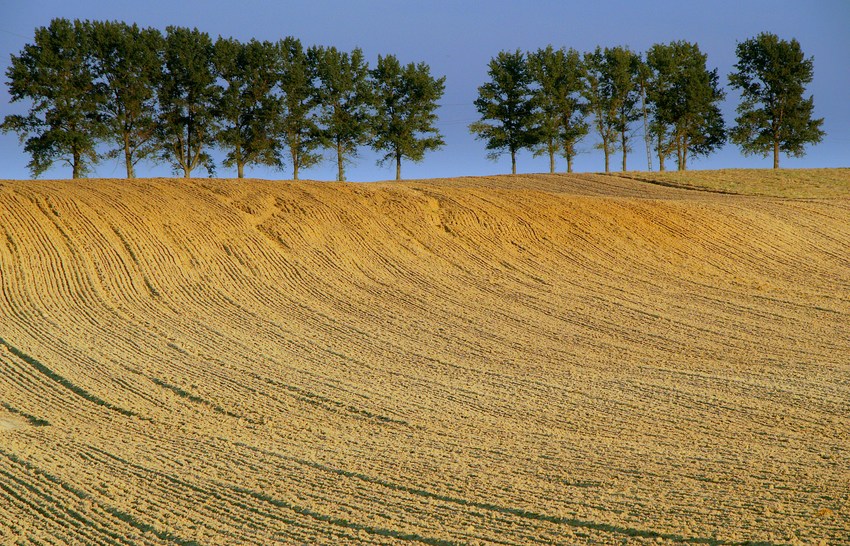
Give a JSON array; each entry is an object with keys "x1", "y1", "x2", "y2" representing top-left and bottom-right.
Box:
[{"x1": 1, "y1": 171, "x2": 848, "y2": 545}]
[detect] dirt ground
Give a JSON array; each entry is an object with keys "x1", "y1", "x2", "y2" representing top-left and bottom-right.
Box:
[{"x1": 0, "y1": 172, "x2": 848, "y2": 545}]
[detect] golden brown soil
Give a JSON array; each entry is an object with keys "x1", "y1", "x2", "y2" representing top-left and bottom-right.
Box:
[{"x1": 0, "y1": 172, "x2": 848, "y2": 545}]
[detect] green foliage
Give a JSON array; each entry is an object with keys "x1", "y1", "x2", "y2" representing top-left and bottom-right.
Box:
[
  {"x1": 213, "y1": 37, "x2": 283, "y2": 178},
  {"x1": 582, "y1": 46, "x2": 642, "y2": 172},
  {"x1": 527, "y1": 46, "x2": 588, "y2": 173},
  {"x1": 729, "y1": 33, "x2": 825, "y2": 169},
  {"x1": 646, "y1": 41, "x2": 726, "y2": 171},
  {"x1": 470, "y1": 49, "x2": 540, "y2": 175},
  {"x1": 1, "y1": 18, "x2": 107, "y2": 178},
  {"x1": 581, "y1": 49, "x2": 616, "y2": 172},
  {"x1": 370, "y1": 54, "x2": 445, "y2": 180},
  {"x1": 88, "y1": 20, "x2": 163, "y2": 178},
  {"x1": 312, "y1": 46, "x2": 372, "y2": 181},
  {"x1": 156, "y1": 26, "x2": 219, "y2": 178},
  {"x1": 278, "y1": 37, "x2": 322, "y2": 180}
]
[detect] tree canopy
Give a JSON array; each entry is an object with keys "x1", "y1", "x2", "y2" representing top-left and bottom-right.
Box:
[
  {"x1": 469, "y1": 49, "x2": 540, "y2": 175},
  {"x1": 646, "y1": 41, "x2": 726, "y2": 171},
  {"x1": 2, "y1": 18, "x2": 106, "y2": 178},
  {"x1": 312, "y1": 46, "x2": 372, "y2": 182},
  {"x1": 729, "y1": 33, "x2": 824, "y2": 169},
  {"x1": 370, "y1": 54, "x2": 445, "y2": 180},
  {"x1": 213, "y1": 37, "x2": 283, "y2": 178},
  {"x1": 527, "y1": 46, "x2": 588, "y2": 174}
]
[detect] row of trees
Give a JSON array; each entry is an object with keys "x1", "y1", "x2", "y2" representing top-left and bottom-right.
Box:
[
  {"x1": 2, "y1": 19, "x2": 446, "y2": 180},
  {"x1": 471, "y1": 33, "x2": 824, "y2": 173}
]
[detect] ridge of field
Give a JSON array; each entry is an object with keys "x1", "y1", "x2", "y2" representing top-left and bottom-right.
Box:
[
  {"x1": 0, "y1": 172, "x2": 848, "y2": 545},
  {"x1": 615, "y1": 168, "x2": 850, "y2": 198}
]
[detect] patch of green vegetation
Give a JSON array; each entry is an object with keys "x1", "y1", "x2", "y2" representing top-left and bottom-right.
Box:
[
  {"x1": 0, "y1": 337, "x2": 136, "y2": 417},
  {"x1": 0, "y1": 401, "x2": 50, "y2": 427}
]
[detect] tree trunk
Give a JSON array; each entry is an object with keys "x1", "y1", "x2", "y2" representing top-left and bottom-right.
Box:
[
  {"x1": 773, "y1": 140, "x2": 780, "y2": 169},
  {"x1": 621, "y1": 132, "x2": 627, "y2": 172},
  {"x1": 72, "y1": 149, "x2": 81, "y2": 179},
  {"x1": 237, "y1": 162, "x2": 245, "y2": 179},
  {"x1": 603, "y1": 144, "x2": 610, "y2": 173},
  {"x1": 290, "y1": 137, "x2": 299, "y2": 180},
  {"x1": 183, "y1": 166, "x2": 191, "y2": 178},
  {"x1": 124, "y1": 135, "x2": 135, "y2": 179},
  {"x1": 549, "y1": 140, "x2": 555, "y2": 174},
  {"x1": 396, "y1": 152, "x2": 401, "y2": 181},
  {"x1": 567, "y1": 153, "x2": 573, "y2": 174},
  {"x1": 657, "y1": 132, "x2": 665, "y2": 172},
  {"x1": 511, "y1": 150, "x2": 517, "y2": 175},
  {"x1": 337, "y1": 140, "x2": 345, "y2": 181}
]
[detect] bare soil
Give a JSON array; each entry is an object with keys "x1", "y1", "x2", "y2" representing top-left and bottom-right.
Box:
[{"x1": 0, "y1": 172, "x2": 848, "y2": 545}]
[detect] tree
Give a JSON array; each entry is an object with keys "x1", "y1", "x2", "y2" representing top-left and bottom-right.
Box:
[
  {"x1": 528, "y1": 45, "x2": 587, "y2": 173},
  {"x1": 582, "y1": 46, "x2": 641, "y2": 173},
  {"x1": 2, "y1": 18, "x2": 106, "y2": 178},
  {"x1": 582, "y1": 48, "x2": 617, "y2": 173},
  {"x1": 278, "y1": 37, "x2": 321, "y2": 180},
  {"x1": 214, "y1": 37, "x2": 283, "y2": 178},
  {"x1": 155, "y1": 26, "x2": 219, "y2": 178},
  {"x1": 370, "y1": 54, "x2": 445, "y2": 180},
  {"x1": 646, "y1": 41, "x2": 726, "y2": 171},
  {"x1": 729, "y1": 33, "x2": 824, "y2": 169},
  {"x1": 469, "y1": 49, "x2": 539, "y2": 175},
  {"x1": 312, "y1": 46, "x2": 372, "y2": 181},
  {"x1": 89, "y1": 21, "x2": 163, "y2": 179},
  {"x1": 609, "y1": 47, "x2": 642, "y2": 172}
]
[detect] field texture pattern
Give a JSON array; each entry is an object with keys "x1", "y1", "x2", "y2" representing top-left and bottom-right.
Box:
[{"x1": 0, "y1": 173, "x2": 848, "y2": 545}]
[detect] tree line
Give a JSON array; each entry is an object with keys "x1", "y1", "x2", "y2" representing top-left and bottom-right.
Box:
[
  {"x1": 3, "y1": 21, "x2": 825, "y2": 179},
  {"x1": 2, "y1": 18, "x2": 445, "y2": 180},
  {"x1": 471, "y1": 34, "x2": 824, "y2": 173}
]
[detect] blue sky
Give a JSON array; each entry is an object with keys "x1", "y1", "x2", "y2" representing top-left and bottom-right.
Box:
[{"x1": 0, "y1": 0, "x2": 847, "y2": 180}]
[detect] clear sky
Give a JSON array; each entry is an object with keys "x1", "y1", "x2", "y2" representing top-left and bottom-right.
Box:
[{"x1": 0, "y1": 0, "x2": 847, "y2": 180}]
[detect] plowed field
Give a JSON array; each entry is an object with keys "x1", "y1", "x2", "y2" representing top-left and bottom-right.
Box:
[{"x1": 1, "y1": 172, "x2": 848, "y2": 545}]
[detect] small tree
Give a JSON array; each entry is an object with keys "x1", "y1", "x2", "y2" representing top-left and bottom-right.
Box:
[
  {"x1": 2, "y1": 18, "x2": 106, "y2": 178},
  {"x1": 214, "y1": 37, "x2": 283, "y2": 178},
  {"x1": 89, "y1": 20, "x2": 163, "y2": 179},
  {"x1": 528, "y1": 46, "x2": 587, "y2": 173},
  {"x1": 646, "y1": 41, "x2": 726, "y2": 171},
  {"x1": 729, "y1": 33, "x2": 824, "y2": 169},
  {"x1": 278, "y1": 37, "x2": 322, "y2": 180},
  {"x1": 312, "y1": 46, "x2": 372, "y2": 181},
  {"x1": 469, "y1": 49, "x2": 539, "y2": 175},
  {"x1": 370, "y1": 54, "x2": 445, "y2": 180},
  {"x1": 156, "y1": 26, "x2": 219, "y2": 178}
]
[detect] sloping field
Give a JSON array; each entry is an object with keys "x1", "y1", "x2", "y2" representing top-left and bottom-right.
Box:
[{"x1": 0, "y1": 172, "x2": 848, "y2": 545}]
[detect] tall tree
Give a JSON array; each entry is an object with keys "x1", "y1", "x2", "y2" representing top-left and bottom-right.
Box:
[
  {"x1": 582, "y1": 46, "x2": 641, "y2": 172},
  {"x1": 582, "y1": 48, "x2": 617, "y2": 173},
  {"x1": 608, "y1": 47, "x2": 642, "y2": 172},
  {"x1": 214, "y1": 37, "x2": 283, "y2": 178},
  {"x1": 278, "y1": 37, "x2": 321, "y2": 180},
  {"x1": 729, "y1": 33, "x2": 824, "y2": 169},
  {"x1": 370, "y1": 54, "x2": 445, "y2": 180},
  {"x1": 156, "y1": 26, "x2": 219, "y2": 178},
  {"x1": 646, "y1": 41, "x2": 726, "y2": 171},
  {"x1": 88, "y1": 21, "x2": 163, "y2": 179},
  {"x1": 312, "y1": 46, "x2": 371, "y2": 181},
  {"x1": 2, "y1": 18, "x2": 106, "y2": 178},
  {"x1": 528, "y1": 45, "x2": 587, "y2": 173},
  {"x1": 469, "y1": 49, "x2": 539, "y2": 175}
]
